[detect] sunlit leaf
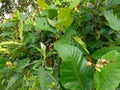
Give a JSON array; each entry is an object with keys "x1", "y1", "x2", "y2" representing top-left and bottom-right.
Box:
[
  {"x1": 0, "y1": 47, "x2": 9, "y2": 54},
  {"x1": 0, "y1": 57, "x2": 9, "y2": 69},
  {"x1": 101, "y1": 50, "x2": 120, "y2": 61},
  {"x1": 57, "y1": 8, "x2": 73, "y2": 32},
  {"x1": 36, "y1": 0, "x2": 49, "y2": 10},
  {"x1": 47, "y1": 18, "x2": 57, "y2": 27},
  {"x1": 69, "y1": 0, "x2": 81, "y2": 9},
  {"x1": 0, "y1": 41, "x2": 22, "y2": 46},
  {"x1": 18, "y1": 19, "x2": 23, "y2": 42},
  {"x1": 73, "y1": 36, "x2": 89, "y2": 54}
]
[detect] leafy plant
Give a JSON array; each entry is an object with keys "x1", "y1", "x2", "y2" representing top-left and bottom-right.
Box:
[{"x1": 0, "y1": 0, "x2": 120, "y2": 90}]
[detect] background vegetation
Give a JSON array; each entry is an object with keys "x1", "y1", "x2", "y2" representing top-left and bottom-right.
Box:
[{"x1": 0, "y1": 0, "x2": 120, "y2": 90}]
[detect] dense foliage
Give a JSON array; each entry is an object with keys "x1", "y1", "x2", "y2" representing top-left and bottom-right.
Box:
[{"x1": 0, "y1": 0, "x2": 120, "y2": 90}]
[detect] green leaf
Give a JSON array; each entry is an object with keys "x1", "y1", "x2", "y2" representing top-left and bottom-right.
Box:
[
  {"x1": 41, "y1": 9, "x2": 58, "y2": 19},
  {"x1": 36, "y1": 0, "x2": 49, "y2": 10},
  {"x1": 25, "y1": 32, "x2": 36, "y2": 44},
  {"x1": 73, "y1": 36, "x2": 89, "y2": 54},
  {"x1": 69, "y1": 0, "x2": 81, "y2": 9},
  {"x1": 38, "y1": 67, "x2": 47, "y2": 90},
  {"x1": 0, "y1": 41, "x2": 22, "y2": 46},
  {"x1": 63, "y1": 27, "x2": 76, "y2": 40},
  {"x1": 108, "y1": 0, "x2": 120, "y2": 7},
  {"x1": 48, "y1": 9, "x2": 58, "y2": 19},
  {"x1": 0, "y1": 57, "x2": 9, "y2": 69},
  {"x1": 54, "y1": 28, "x2": 76, "y2": 49},
  {"x1": 0, "y1": 31, "x2": 15, "y2": 36},
  {"x1": 33, "y1": 42, "x2": 46, "y2": 58},
  {"x1": 57, "y1": 8, "x2": 73, "y2": 32},
  {"x1": 104, "y1": 11, "x2": 120, "y2": 31},
  {"x1": 0, "y1": 46, "x2": 9, "y2": 54},
  {"x1": 15, "y1": 58, "x2": 30, "y2": 72},
  {"x1": 35, "y1": 17, "x2": 56, "y2": 33},
  {"x1": 101, "y1": 50, "x2": 120, "y2": 61},
  {"x1": 47, "y1": 18, "x2": 57, "y2": 27},
  {"x1": 12, "y1": 46, "x2": 25, "y2": 58},
  {"x1": 92, "y1": 46, "x2": 120, "y2": 60},
  {"x1": 95, "y1": 51, "x2": 120, "y2": 90},
  {"x1": 55, "y1": 44, "x2": 93, "y2": 90},
  {"x1": 5, "y1": 74, "x2": 19, "y2": 90},
  {"x1": 0, "y1": 22, "x2": 13, "y2": 27},
  {"x1": 18, "y1": 19, "x2": 23, "y2": 42}
]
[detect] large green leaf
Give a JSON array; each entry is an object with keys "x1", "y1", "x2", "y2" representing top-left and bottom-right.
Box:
[
  {"x1": 104, "y1": 11, "x2": 120, "y2": 31},
  {"x1": 55, "y1": 44, "x2": 93, "y2": 90},
  {"x1": 92, "y1": 46, "x2": 120, "y2": 60},
  {"x1": 95, "y1": 51, "x2": 120, "y2": 90}
]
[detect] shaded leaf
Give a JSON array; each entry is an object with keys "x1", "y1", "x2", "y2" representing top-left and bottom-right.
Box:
[
  {"x1": 92, "y1": 46, "x2": 120, "y2": 60},
  {"x1": 15, "y1": 58, "x2": 30, "y2": 72},
  {"x1": 48, "y1": 9, "x2": 58, "y2": 19},
  {"x1": 5, "y1": 74, "x2": 19, "y2": 90},
  {"x1": 0, "y1": 22, "x2": 13, "y2": 27},
  {"x1": 38, "y1": 67, "x2": 47, "y2": 90},
  {"x1": 0, "y1": 31, "x2": 15, "y2": 36},
  {"x1": 54, "y1": 28, "x2": 76, "y2": 48},
  {"x1": 35, "y1": 17, "x2": 56, "y2": 33},
  {"x1": 0, "y1": 57, "x2": 9, "y2": 69},
  {"x1": 104, "y1": 11, "x2": 120, "y2": 31},
  {"x1": 108, "y1": 0, "x2": 120, "y2": 7},
  {"x1": 25, "y1": 32, "x2": 36, "y2": 44}
]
